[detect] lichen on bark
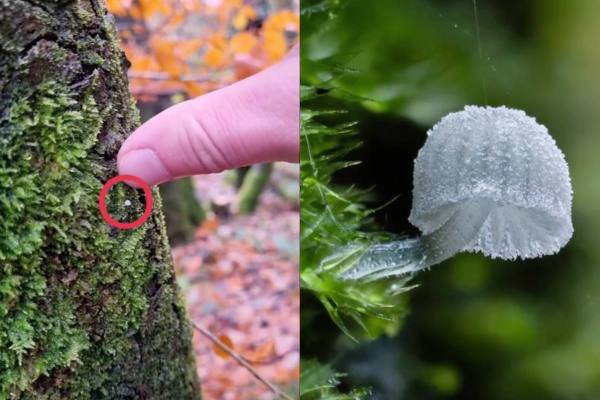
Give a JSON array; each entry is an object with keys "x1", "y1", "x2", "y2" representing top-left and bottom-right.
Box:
[{"x1": 0, "y1": 1, "x2": 200, "y2": 398}]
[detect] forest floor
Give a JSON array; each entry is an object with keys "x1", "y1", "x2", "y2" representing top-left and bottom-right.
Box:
[{"x1": 172, "y1": 164, "x2": 299, "y2": 400}]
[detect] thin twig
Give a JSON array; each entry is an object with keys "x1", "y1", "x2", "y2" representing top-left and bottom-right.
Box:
[{"x1": 191, "y1": 321, "x2": 295, "y2": 400}]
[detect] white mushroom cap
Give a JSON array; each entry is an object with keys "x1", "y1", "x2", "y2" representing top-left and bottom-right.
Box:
[{"x1": 409, "y1": 105, "x2": 573, "y2": 260}]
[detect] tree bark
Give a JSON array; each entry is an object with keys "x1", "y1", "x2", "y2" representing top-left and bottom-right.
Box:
[
  {"x1": 238, "y1": 163, "x2": 273, "y2": 214},
  {"x1": 0, "y1": 1, "x2": 200, "y2": 398},
  {"x1": 160, "y1": 178, "x2": 205, "y2": 246}
]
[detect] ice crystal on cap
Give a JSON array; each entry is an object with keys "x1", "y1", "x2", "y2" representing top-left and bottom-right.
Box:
[{"x1": 409, "y1": 105, "x2": 573, "y2": 259}]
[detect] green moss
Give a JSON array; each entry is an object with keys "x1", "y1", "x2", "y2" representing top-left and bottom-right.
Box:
[
  {"x1": 0, "y1": 81, "x2": 99, "y2": 395},
  {"x1": 0, "y1": 2, "x2": 199, "y2": 399}
]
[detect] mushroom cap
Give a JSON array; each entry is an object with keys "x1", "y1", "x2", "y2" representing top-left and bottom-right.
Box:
[{"x1": 409, "y1": 105, "x2": 573, "y2": 259}]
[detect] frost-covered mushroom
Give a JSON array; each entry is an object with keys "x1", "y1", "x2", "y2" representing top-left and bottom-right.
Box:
[{"x1": 342, "y1": 105, "x2": 573, "y2": 281}]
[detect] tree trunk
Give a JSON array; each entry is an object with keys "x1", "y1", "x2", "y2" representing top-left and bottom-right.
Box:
[
  {"x1": 237, "y1": 163, "x2": 273, "y2": 214},
  {"x1": 160, "y1": 178, "x2": 205, "y2": 246},
  {"x1": 0, "y1": 1, "x2": 200, "y2": 399}
]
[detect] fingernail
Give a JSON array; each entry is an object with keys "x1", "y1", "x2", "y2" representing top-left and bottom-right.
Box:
[{"x1": 118, "y1": 149, "x2": 170, "y2": 187}]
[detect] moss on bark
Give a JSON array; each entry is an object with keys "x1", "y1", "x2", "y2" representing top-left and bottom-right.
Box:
[
  {"x1": 0, "y1": 1, "x2": 200, "y2": 398},
  {"x1": 238, "y1": 163, "x2": 273, "y2": 214}
]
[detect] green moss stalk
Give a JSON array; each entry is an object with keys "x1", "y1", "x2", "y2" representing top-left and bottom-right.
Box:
[{"x1": 0, "y1": 1, "x2": 200, "y2": 398}]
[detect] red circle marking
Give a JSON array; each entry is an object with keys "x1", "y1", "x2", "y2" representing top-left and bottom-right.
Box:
[{"x1": 99, "y1": 175, "x2": 153, "y2": 230}]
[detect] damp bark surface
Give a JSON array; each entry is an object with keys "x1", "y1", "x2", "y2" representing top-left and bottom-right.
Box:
[{"x1": 0, "y1": 1, "x2": 200, "y2": 398}]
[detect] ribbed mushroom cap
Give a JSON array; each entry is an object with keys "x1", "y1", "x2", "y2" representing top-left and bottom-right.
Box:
[{"x1": 409, "y1": 106, "x2": 573, "y2": 259}]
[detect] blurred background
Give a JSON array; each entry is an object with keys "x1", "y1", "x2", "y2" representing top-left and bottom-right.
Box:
[
  {"x1": 302, "y1": 0, "x2": 600, "y2": 399},
  {"x1": 107, "y1": 1, "x2": 299, "y2": 398}
]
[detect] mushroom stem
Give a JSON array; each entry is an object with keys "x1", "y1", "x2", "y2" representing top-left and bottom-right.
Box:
[{"x1": 341, "y1": 199, "x2": 493, "y2": 281}]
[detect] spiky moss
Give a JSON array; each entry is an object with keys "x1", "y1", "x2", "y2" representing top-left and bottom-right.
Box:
[{"x1": 0, "y1": 1, "x2": 199, "y2": 399}]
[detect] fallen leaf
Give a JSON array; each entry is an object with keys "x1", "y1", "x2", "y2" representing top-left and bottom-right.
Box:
[
  {"x1": 246, "y1": 341, "x2": 276, "y2": 363},
  {"x1": 230, "y1": 32, "x2": 257, "y2": 54},
  {"x1": 213, "y1": 334, "x2": 235, "y2": 359},
  {"x1": 262, "y1": 29, "x2": 287, "y2": 61}
]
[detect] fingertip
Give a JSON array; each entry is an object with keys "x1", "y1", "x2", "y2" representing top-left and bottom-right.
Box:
[{"x1": 117, "y1": 148, "x2": 171, "y2": 187}]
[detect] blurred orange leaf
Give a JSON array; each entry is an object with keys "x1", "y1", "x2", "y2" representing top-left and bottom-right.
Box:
[
  {"x1": 240, "y1": 5, "x2": 257, "y2": 19},
  {"x1": 106, "y1": 0, "x2": 128, "y2": 16},
  {"x1": 247, "y1": 341, "x2": 276, "y2": 364},
  {"x1": 127, "y1": 50, "x2": 159, "y2": 72},
  {"x1": 128, "y1": 5, "x2": 143, "y2": 19},
  {"x1": 116, "y1": 0, "x2": 297, "y2": 103},
  {"x1": 225, "y1": 0, "x2": 243, "y2": 6},
  {"x1": 199, "y1": 217, "x2": 220, "y2": 234},
  {"x1": 264, "y1": 10, "x2": 300, "y2": 33},
  {"x1": 166, "y1": 13, "x2": 186, "y2": 29},
  {"x1": 150, "y1": 35, "x2": 185, "y2": 77},
  {"x1": 139, "y1": 0, "x2": 172, "y2": 19},
  {"x1": 205, "y1": 47, "x2": 227, "y2": 68},
  {"x1": 177, "y1": 38, "x2": 205, "y2": 58},
  {"x1": 262, "y1": 30, "x2": 287, "y2": 61},
  {"x1": 208, "y1": 32, "x2": 228, "y2": 49},
  {"x1": 214, "y1": 334, "x2": 234, "y2": 359},
  {"x1": 184, "y1": 82, "x2": 207, "y2": 97},
  {"x1": 230, "y1": 32, "x2": 257, "y2": 54},
  {"x1": 232, "y1": 5, "x2": 257, "y2": 30},
  {"x1": 232, "y1": 12, "x2": 249, "y2": 30}
]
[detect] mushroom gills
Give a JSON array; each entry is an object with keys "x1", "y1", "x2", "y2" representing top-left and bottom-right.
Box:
[
  {"x1": 340, "y1": 198, "x2": 493, "y2": 281},
  {"x1": 341, "y1": 198, "x2": 569, "y2": 281},
  {"x1": 468, "y1": 203, "x2": 570, "y2": 259}
]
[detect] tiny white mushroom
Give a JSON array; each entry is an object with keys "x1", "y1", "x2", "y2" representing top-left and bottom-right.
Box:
[
  {"x1": 124, "y1": 200, "x2": 132, "y2": 207},
  {"x1": 341, "y1": 105, "x2": 573, "y2": 281}
]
